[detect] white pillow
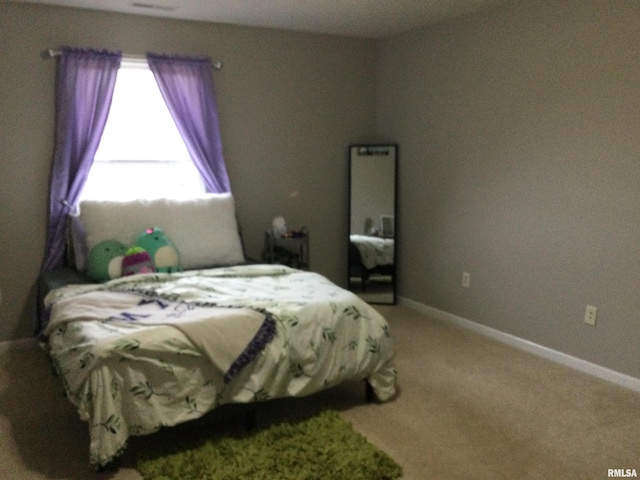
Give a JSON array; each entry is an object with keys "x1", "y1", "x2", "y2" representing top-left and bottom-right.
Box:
[
  {"x1": 69, "y1": 213, "x2": 89, "y2": 271},
  {"x1": 76, "y1": 194, "x2": 245, "y2": 271}
]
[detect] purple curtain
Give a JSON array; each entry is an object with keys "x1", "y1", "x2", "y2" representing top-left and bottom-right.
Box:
[
  {"x1": 41, "y1": 48, "x2": 121, "y2": 272},
  {"x1": 147, "y1": 53, "x2": 231, "y2": 193}
]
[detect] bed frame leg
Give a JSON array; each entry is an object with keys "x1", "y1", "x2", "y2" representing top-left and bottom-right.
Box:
[
  {"x1": 246, "y1": 406, "x2": 257, "y2": 431},
  {"x1": 365, "y1": 380, "x2": 374, "y2": 403}
]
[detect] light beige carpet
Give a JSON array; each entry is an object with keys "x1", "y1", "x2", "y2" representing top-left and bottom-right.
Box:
[{"x1": 1, "y1": 305, "x2": 638, "y2": 479}]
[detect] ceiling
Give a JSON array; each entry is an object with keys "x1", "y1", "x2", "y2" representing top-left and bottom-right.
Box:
[{"x1": 15, "y1": 0, "x2": 508, "y2": 38}]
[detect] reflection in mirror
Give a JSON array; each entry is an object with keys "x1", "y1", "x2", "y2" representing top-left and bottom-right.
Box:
[{"x1": 348, "y1": 144, "x2": 397, "y2": 304}]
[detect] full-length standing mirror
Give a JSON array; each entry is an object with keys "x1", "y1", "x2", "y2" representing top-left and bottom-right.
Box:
[{"x1": 348, "y1": 144, "x2": 397, "y2": 304}]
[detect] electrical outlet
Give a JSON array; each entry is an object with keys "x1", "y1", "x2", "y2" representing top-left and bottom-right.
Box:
[
  {"x1": 462, "y1": 272, "x2": 471, "y2": 288},
  {"x1": 584, "y1": 305, "x2": 597, "y2": 326}
]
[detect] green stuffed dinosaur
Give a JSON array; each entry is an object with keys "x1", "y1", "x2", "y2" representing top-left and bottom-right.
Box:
[
  {"x1": 135, "y1": 227, "x2": 182, "y2": 273},
  {"x1": 87, "y1": 239, "x2": 128, "y2": 282}
]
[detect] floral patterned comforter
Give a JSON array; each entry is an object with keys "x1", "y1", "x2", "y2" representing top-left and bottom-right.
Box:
[{"x1": 43, "y1": 264, "x2": 397, "y2": 467}]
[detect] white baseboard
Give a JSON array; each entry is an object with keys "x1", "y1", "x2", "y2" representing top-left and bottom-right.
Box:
[
  {"x1": 398, "y1": 296, "x2": 640, "y2": 394},
  {"x1": 0, "y1": 338, "x2": 39, "y2": 355}
]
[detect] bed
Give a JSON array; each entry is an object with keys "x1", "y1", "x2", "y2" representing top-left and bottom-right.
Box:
[
  {"x1": 39, "y1": 194, "x2": 397, "y2": 468},
  {"x1": 349, "y1": 234, "x2": 395, "y2": 290}
]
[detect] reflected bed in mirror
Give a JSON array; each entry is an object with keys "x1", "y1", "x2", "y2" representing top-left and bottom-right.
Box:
[{"x1": 348, "y1": 144, "x2": 397, "y2": 304}]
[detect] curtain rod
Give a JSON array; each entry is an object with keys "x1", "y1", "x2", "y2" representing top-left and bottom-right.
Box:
[{"x1": 42, "y1": 49, "x2": 223, "y2": 70}]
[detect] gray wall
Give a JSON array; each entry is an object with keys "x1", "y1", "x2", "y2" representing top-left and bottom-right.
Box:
[
  {"x1": 377, "y1": 0, "x2": 640, "y2": 378},
  {"x1": 0, "y1": 2, "x2": 377, "y2": 340}
]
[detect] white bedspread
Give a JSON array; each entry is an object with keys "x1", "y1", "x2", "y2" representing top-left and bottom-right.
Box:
[
  {"x1": 350, "y1": 234, "x2": 395, "y2": 269},
  {"x1": 44, "y1": 264, "x2": 397, "y2": 467}
]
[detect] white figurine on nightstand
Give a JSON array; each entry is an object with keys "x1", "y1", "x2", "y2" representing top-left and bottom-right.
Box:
[{"x1": 272, "y1": 215, "x2": 287, "y2": 237}]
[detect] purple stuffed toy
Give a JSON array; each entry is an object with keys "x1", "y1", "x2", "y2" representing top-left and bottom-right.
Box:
[{"x1": 121, "y1": 246, "x2": 155, "y2": 276}]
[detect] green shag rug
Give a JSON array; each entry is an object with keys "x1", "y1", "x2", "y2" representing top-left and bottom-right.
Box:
[{"x1": 136, "y1": 410, "x2": 403, "y2": 480}]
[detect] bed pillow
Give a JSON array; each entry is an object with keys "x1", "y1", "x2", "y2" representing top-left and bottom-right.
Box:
[
  {"x1": 69, "y1": 213, "x2": 89, "y2": 271},
  {"x1": 77, "y1": 194, "x2": 245, "y2": 271}
]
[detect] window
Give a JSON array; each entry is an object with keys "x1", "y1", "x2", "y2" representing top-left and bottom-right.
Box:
[{"x1": 81, "y1": 60, "x2": 205, "y2": 200}]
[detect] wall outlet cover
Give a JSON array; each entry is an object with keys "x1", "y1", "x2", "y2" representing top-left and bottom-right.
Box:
[{"x1": 584, "y1": 305, "x2": 597, "y2": 326}]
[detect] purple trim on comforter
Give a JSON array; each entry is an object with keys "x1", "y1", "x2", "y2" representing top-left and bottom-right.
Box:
[{"x1": 224, "y1": 311, "x2": 276, "y2": 383}]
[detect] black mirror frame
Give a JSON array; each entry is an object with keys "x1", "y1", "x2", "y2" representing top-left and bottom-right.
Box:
[{"x1": 347, "y1": 144, "x2": 398, "y2": 305}]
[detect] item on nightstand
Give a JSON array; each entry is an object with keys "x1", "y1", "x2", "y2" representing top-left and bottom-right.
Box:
[{"x1": 272, "y1": 216, "x2": 287, "y2": 237}]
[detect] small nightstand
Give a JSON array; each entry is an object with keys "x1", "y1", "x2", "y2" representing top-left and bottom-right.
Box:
[{"x1": 263, "y1": 230, "x2": 309, "y2": 269}]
